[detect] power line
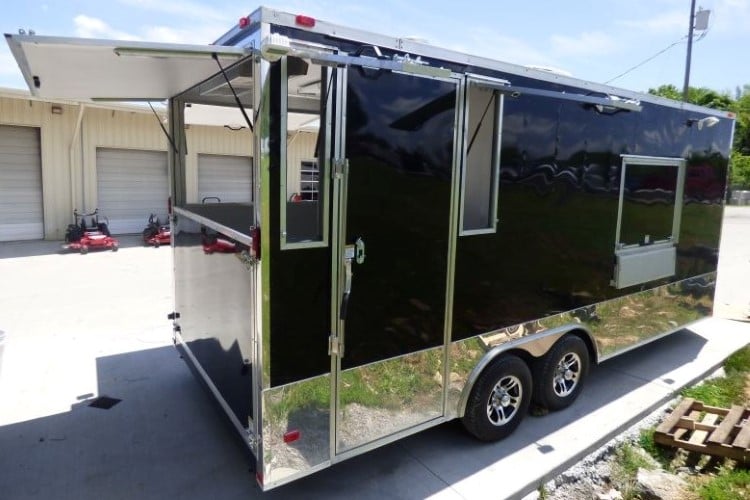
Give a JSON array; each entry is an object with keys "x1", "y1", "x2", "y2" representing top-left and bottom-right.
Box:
[{"x1": 604, "y1": 31, "x2": 708, "y2": 86}]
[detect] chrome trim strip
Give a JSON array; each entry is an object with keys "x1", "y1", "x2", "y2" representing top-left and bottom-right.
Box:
[
  {"x1": 330, "y1": 64, "x2": 348, "y2": 460},
  {"x1": 596, "y1": 318, "x2": 705, "y2": 363},
  {"x1": 173, "y1": 206, "x2": 253, "y2": 246},
  {"x1": 255, "y1": 21, "x2": 273, "y2": 491},
  {"x1": 620, "y1": 154, "x2": 689, "y2": 166},
  {"x1": 260, "y1": 374, "x2": 331, "y2": 488},
  {"x1": 261, "y1": 461, "x2": 333, "y2": 491},
  {"x1": 337, "y1": 346, "x2": 445, "y2": 452},
  {"x1": 443, "y1": 76, "x2": 463, "y2": 415},
  {"x1": 333, "y1": 416, "x2": 447, "y2": 463},
  {"x1": 453, "y1": 272, "x2": 717, "y2": 418}
]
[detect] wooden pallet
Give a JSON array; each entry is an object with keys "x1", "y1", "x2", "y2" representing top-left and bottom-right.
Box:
[{"x1": 654, "y1": 398, "x2": 750, "y2": 463}]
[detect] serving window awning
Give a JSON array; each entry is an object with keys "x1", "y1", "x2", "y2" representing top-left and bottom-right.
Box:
[{"x1": 4, "y1": 34, "x2": 250, "y2": 101}]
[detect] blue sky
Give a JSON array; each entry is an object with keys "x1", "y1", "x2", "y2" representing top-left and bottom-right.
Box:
[{"x1": 2, "y1": 0, "x2": 748, "y2": 97}]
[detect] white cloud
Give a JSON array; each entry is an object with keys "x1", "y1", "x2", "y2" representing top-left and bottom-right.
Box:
[
  {"x1": 118, "y1": 0, "x2": 230, "y2": 22},
  {"x1": 711, "y1": 0, "x2": 750, "y2": 35},
  {"x1": 550, "y1": 31, "x2": 617, "y2": 57},
  {"x1": 74, "y1": 15, "x2": 140, "y2": 40}
]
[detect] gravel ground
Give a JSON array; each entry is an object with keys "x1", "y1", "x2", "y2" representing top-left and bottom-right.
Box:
[
  {"x1": 536, "y1": 368, "x2": 729, "y2": 500},
  {"x1": 538, "y1": 401, "x2": 668, "y2": 499}
]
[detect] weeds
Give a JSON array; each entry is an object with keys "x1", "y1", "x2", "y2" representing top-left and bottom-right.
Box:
[
  {"x1": 698, "y1": 466, "x2": 750, "y2": 500},
  {"x1": 682, "y1": 345, "x2": 750, "y2": 407}
]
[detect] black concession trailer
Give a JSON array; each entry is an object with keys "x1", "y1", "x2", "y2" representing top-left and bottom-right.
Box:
[{"x1": 6, "y1": 6, "x2": 736, "y2": 490}]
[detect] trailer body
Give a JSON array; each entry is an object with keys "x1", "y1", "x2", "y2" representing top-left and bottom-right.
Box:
[{"x1": 6, "y1": 7, "x2": 736, "y2": 490}]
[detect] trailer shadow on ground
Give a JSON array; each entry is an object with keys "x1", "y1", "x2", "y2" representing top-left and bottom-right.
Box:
[{"x1": 0, "y1": 327, "x2": 710, "y2": 500}]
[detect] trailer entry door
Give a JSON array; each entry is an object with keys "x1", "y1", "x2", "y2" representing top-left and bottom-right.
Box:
[{"x1": 333, "y1": 68, "x2": 460, "y2": 454}]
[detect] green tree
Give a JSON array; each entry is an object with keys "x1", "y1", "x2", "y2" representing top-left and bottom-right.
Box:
[
  {"x1": 731, "y1": 89, "x2": 750, "y2": 154},
  {"x1": 648, "y1": 84, "x2": 732, "y2": 110},
  {"x1": 730, "y1": 151, "x2": 750, "y2": 189}
]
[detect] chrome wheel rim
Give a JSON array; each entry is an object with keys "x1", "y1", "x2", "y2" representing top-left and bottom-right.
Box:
[
  {"x1": 486, "y1": 375, "x2": 523, "y2": 426},
  {"x1": 553, "y1": 352, "x2": 581, "y2": 397}
]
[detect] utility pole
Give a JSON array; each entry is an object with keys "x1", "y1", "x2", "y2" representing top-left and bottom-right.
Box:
[{"x1": 683, "y1": 0, "x2": 697, "y2": 102}]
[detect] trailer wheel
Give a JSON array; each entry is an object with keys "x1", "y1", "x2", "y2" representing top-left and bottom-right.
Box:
[
  {"x1": 532, "y1": 335, "x2": 589, "y2": 411},
  {"x1": 462, "y1": 355, "x2": 532, "y2": 441}
]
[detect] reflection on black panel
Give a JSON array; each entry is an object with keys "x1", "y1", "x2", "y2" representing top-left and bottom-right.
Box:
[
  {"x1": 452, "y1": 96, "x2": 729, "y2": 341},
  {"x1": 620, "y1": 164, "x2": 678, "y2": 246},
  {"x1": 342, "y1": 70, "x2": 456, "y2": 369},
  {"x1": 174, "y1": 221, "x2": 254, "y2": 426}
]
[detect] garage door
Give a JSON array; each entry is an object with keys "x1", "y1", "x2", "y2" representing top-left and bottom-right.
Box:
[
  {"x1": 96, "y1": 148, "x2": 168, "y2": 234},
  {"x1": 198, "y1": 154, "x2": 253, "y2": 203},
  {"x1": 0, "y1": 125, "x2": 43, "y2": 241}
]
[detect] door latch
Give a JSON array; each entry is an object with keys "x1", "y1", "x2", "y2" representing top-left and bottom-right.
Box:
[{"x1": 354, "y1": 237, "x2": 366, "y2": 264}]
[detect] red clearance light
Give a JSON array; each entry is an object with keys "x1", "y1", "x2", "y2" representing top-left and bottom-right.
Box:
[
  {"x1": 295, "y1": 15, "x2": 316, "y2": 28},
  {"x1": 283, "y1": 429, "x2": 301, "y2": 443},
  {"x1": 238, "y1": 16, "x2": 250, "y2": 29},
  {"x1": 250, "y1": 226, "x2": 261, "y2": 260}
]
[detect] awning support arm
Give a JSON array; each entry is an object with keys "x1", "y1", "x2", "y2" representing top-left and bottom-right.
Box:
[
  {"x1": 148, "y1": 102, "x2": 179, "y2": 155},
  {"x1": 212, "y1": 52, "x2": 254, "y2": 133}
]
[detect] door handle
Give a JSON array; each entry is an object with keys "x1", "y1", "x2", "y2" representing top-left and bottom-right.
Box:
[{"x1": 340, "y1": 245, "x2": 354, "y2": 320}]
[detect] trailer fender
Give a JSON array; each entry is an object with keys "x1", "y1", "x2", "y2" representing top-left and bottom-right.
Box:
[{"x1": 456, "y1": 324, "x2": 598, "y2": 418}]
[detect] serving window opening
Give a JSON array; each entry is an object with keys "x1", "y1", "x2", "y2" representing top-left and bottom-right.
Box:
[
  {"x1": 613, "y1": 155, "x2": 686, "y2": 289},
  {"x1": 172, "y1": 56, "x2": 256, "y2": 237},
  {"x1": 460, "y1": 80, "x2": 503, "y2": 235},
  {"x1": 280, "y1": 56, "x2": 332, "y2": 249}
]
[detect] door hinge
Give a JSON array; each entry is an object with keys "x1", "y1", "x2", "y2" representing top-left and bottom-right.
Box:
[
  {"x1": 333, "y1": 158, "x2": 348, "y2": 178},
  {"x1": 167, "y1": 311, "x2": 180, "y2": 320},
  {"x1": 328, "y1": 334, "x2": 340, "y2": 356}
]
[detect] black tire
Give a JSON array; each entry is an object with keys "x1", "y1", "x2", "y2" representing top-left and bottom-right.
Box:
[
  {"x1": 80, "y1": 246, "x2": 88, "y2": 255},
  {"x1": 462, "y1": 355, "x2": 532, "y2": 441},
  {"x1": 112, "y1": 244, "x2": 118, "y2": 252},
  {"x1": 532, "y1": 335, "x2": 589, "y2": 411}
]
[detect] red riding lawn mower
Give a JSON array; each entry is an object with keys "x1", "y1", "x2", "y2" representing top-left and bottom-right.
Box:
[
  {"x1": 64, "y1": 209, "x2": 119, "y2": 254},
  {"x1": 142, "y1": 213, "x2": 171, "y2": 247}
]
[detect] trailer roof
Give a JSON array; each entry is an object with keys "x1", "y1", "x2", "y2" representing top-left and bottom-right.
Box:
[{"x1": 216, "y1": 6, "x2": 733, "y2": 120}]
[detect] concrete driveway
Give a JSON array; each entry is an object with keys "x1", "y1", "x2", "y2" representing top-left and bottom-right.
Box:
[{"x1": 1, "y1": 208, "x2": 749, "y2": 500}]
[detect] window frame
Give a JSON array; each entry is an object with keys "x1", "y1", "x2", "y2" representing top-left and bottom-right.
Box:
[
  {"x1": 615, "y1": 154, "x2": 686, "y2": 251},
  {"x1": 279, "y1": 55, "x2": 332, "y2": 250},
  {"x1": 458, "y1": 76, "x2": 506, "y2": 236}
]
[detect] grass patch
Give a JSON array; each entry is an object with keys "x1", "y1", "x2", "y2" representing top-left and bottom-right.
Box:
[
  {"x1": 681, "y1": 345, "x2": 750, "y2": 407},
  {"x1": 639, "y1": 428, "x2": 673, "y2": 468},
  {"x1": 611, "y1": 442, "x2": 658, "y2": 500},
  {"x1": 698, "y1": 467, "x2": 750, "y2": 500},
  {"x1": 724, "y1": 346, "x2": 750, "y2": 373}
]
